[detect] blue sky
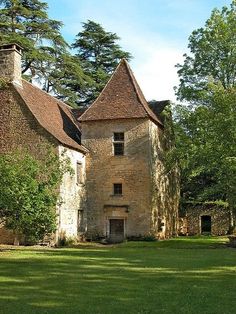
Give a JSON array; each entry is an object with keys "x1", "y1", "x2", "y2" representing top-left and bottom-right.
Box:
[{"x1": 46, "y1": 0, "x2": 232, "y2": 102}]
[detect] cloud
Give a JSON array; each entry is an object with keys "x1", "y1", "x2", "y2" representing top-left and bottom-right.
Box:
[
  {"x1": 119, "y1": 33, "x2": 185, "y2": 102},
  {"x1": 47, "y1": 0, "x2": 195, "y2": 102},
  {"x1": 134, "y1": 47, "x2": 184, "y2": 102}
]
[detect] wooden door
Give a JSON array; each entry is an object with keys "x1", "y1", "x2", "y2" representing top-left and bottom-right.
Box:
[{"x1": 109, "y1": 219, "x2": 124, "y2": 243}]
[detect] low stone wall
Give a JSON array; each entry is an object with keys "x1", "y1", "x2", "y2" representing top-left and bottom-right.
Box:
[
  {"x1": 179, "y1": 203, "x2": 230, "y2": 236},
  {"x1": 0, "y1": 222, "x2": 15, "y2": 244}
]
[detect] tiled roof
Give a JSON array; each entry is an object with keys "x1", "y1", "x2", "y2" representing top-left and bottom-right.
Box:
[
  {"x1": 78, "y1": 59, "x2": 163, "y2": 126},
  {"x1": 14, "y1": 80, "x2": 88, "y2": 153}
]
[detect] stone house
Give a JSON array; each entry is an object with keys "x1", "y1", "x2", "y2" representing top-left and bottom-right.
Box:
[
  {"x1": 78, "y1": 59, "x2": 179, "y2": 242},
  {"x1": 179, "y1": 203, "x2": 231, "y2": 236},
  {"x1": 0, "y1": 43, "x2": 179, "y2": 244}
]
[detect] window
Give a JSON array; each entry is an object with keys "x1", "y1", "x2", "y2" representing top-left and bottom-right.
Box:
[
  {"x1": 113, "y1": 183, "x2": 122, "y2": 195},
  {"x1": 113, "y1": 132, "x2": 124, "y2": 155},
  {"x1": 78, "y1": 210, "x2": 84, "y2": 232},
  {"x1": 76, "y1": 162, "x2": 83, "y2": 184}
]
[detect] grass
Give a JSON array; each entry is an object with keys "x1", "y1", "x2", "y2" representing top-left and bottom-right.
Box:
[{"x1": 0, "y1": 236, "x2": 235, "y2": 314}]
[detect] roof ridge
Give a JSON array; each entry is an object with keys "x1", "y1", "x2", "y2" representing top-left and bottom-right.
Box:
[{"x1": 20, "y1": 79, "x2": 73, "y2": 109}]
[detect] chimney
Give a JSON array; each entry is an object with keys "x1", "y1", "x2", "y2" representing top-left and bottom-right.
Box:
[{"x1": 0, "y1": 43, "x2": 22, "y2": 87}]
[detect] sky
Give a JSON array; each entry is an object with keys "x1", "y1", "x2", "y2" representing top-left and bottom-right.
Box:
[{"x1": 46, "y1": 0, "x2": 232, "y2": 102}]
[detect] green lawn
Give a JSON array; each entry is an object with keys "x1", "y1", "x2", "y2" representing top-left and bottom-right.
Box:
[{"x1": 0, "y1": 237, "x2": 236, "y2": 314}]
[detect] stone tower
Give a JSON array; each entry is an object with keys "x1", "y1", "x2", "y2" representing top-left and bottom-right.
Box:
[
  {"x1": 79, "y1": 59, "x2": 179, "y2": 242},
  {"x1": 0, "y1": 43, "x2": 22, "y2": 87}
]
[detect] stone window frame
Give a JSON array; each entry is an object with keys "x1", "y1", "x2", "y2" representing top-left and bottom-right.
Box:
[{"x1": 113, "y1": 132, "x2": 124, "y2": 156}]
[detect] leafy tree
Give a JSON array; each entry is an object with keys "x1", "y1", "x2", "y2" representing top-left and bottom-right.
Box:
[
  {"x1": 72, "y1": 20, "x2": 132, "y2": 105},
  {"x1": 35, "y1": 48, "x2": 90, "y2": 107},
  {"x1": 173, "y1": 1, "x2": 236, "y2": 229},
  {"x1": 172, "y1": 84, "x2": 236, "y2": 228},
  {"x1": 0, "y1": 0, "x2": 88, "y2": 107},
  {"x1": 176, "y1": 0, "x2": 236, "y2": 104},
  {"x1": 0, "y1": 149, "x2": 71, "y2": 244}
]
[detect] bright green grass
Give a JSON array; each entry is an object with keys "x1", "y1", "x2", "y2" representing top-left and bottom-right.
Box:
[{"x1": 0, "y1": 236, "x2": 235, "y2": 314}]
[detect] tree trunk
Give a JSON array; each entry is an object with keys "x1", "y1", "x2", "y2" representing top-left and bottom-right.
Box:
[
  {"x1": 229, "y1": 207, "x2": 236, "y2": 234},
  {"x1": 13, "y1": 231, "x2": 20, "y2": 246},
  {"x1": 13, "y1": 237, "x2": 19, "y2": 246}
]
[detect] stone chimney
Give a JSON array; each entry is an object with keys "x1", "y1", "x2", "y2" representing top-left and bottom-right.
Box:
[{"x1": 0, "y1": 43, "x2": 22, "y2": 87}]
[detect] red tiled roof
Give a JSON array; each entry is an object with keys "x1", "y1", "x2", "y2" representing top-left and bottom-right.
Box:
[
  {"x1": 13, "y1": 80, "x2": 88, "y2": 153},
  {"x1": 78, "y1": 59, "x2": 163, "y2": 126}
]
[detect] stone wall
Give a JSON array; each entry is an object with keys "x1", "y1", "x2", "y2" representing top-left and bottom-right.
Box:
[
  {"x1": 81, "y1": 118, "x2": 152, "y2": 239},
  {"x1": 0, "y1": 222, "x2": 15, "y2": 245},
  {"x1": 0, "y1": 46, "x2": 22, "y2": 86},
  {"x1": 181, "y1": 204, "x2": 231, "y2": 235},
  {"x1": 57, "y1": 145, "x2": 86, "y2": 241},
  {"x1": 149, "y1": 118, "x2": 179, "y2": 238}
]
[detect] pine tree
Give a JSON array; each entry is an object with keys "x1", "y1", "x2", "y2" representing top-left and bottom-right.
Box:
[
  {"x1": 0, "y1": 0, "x2": 88, "y2": 107},
  {"x1": 72, "y1": 20, "x2": 132, "y2": 105}
]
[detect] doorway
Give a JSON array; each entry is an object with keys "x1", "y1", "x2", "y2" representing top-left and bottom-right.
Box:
[
  {"x1": 109, "y1": 219, "x2": 124, "y2": 243},
  {"x1": 201, "y1": 215, "x2": 211, "y2": 234}
]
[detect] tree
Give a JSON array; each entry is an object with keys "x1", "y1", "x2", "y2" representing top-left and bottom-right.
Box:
[
  {"x1": 35, "y1": 48, "x2": 90, "y2": 107},
  {"x1": 72, "y1": 20, "x2": 132, "y2": 105},
  {"x1": 0, "y1": 0, "x2": 88, "y2": 107},
  {"x1": 0, "y1": 149, "x2": 71, "y2": 244},
  {"x1": 172, "y1": 84, "x2": 236, "y2": 228},
  {"x1": 175, "y1": 0, "x2": 236, "y2": 104},
  {"x1": 173, "y1": 1, "x2": 236, "y2": 229}
]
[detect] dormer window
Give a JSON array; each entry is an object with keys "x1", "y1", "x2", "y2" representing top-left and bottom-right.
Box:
[{"x1": 113, "y1": 132, "x2": 124, "y2": 155}]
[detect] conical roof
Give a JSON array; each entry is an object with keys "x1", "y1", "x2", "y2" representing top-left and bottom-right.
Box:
[{"x1": 78, "y1": 59, "x2": 162, "y2": 126}]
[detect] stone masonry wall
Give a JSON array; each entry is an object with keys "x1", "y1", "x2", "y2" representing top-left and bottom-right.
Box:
[
  {"x1": 0, "y1": 48, "x2": 22, "y2": 86},
  {"x1": 0, "y1": 86, "x2": 58, "y2": 244},
  {"x1": 184, "y1": 204, "x2": 230, "y2": 236},
  {"x1": 57, "y1": 145, "x2": 86, "y2": 241},
  {"x1": 149, "y1": 120, "x2": 179, "y2": 238},
  {"x1": 81, "y1": 118, "x2": 152, "y2": 239}
]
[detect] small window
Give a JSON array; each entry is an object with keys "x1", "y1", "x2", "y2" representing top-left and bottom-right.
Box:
[
  {"x1": 78, "y1": 210, "x2": 84, "y2": 232},
  {"x1": 76, "y1": 162, "x2": 83, "y2": 184},
  {"x1": 113, "y1": 183, "x2": 122, "y2": 195},
  {"x1": 113, "y1": 132, "x2": 124, "y2": 155},
  {"x1": 114, "y1": 132, "x2": 124, "y2": 141}
]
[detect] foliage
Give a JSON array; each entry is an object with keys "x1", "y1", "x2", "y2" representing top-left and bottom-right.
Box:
[
  {"x1": 173, "y1": 1, "x2": 236, "y2": 227},
  {"x1": 172, "y1": 84, "x2": 236, "y2": 220},
  {"x1": 72, "y1": 20, "x2": 132, "y2": 105},
  {"x1": 57, "y1": 234, "x2": 78, "y2": 247},
  {"x1": 0, "y1": 77, "x2": 9, "y2": 89},
  {"x1": 0, "y1": 149, "x2": 70, "y2": 243},
  {"x1": 175, "y1": 0, "x2": 236, "y2": 104},
  {"x1": 0, "y1": 0, "x2": 88, "y2": 107}
]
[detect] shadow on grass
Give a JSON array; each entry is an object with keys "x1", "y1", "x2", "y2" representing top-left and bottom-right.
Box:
[{"x1": 0, "y1": 237, "x2": 235, "y2": 314}]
